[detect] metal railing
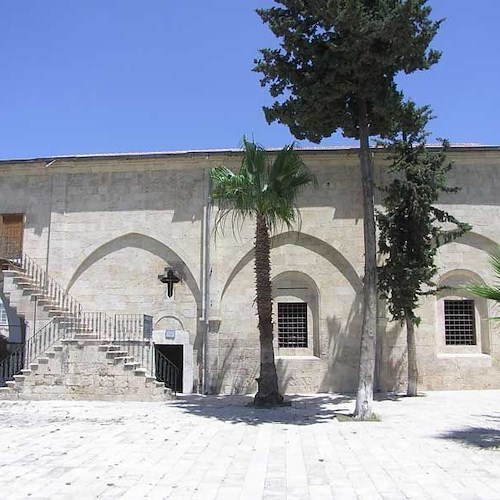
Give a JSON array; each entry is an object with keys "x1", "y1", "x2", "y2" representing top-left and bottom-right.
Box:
[
  {"x1": 0, "y1": 343, "x2": 24, "y2": 386},
  {"x1": 1, "y1": 236, "x2": 83, "y2": 321},
  {"x1": 1, "y1": 237, "x2": 178, "y2": 393},
  {"x1": 154, "y1": 347, "x2": 179, "y2": 394},
  {"x1": 114, "y1": 314, "x2": 153, "y2": 340}
]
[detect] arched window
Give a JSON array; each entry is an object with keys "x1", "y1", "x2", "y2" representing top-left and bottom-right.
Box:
[
  {"x1": 436, "y1": 271, "x2": 490, "y2": 355},
  {"x1": 272, "y1": 271, "x2": 319, "y2": 357}
]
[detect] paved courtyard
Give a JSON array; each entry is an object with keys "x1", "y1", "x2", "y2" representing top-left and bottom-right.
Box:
[{"x1": 0, "y1": 390, "x2": 499, "y2": 499}]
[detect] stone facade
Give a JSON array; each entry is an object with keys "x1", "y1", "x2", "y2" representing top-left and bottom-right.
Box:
[{"x1": 0, "y1": 146, "x2": 499, "y2": 394}]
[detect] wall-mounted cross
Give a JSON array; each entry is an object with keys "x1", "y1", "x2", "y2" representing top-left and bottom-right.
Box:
[{"x1": 158, "y1": 268, "x2": 180, "y2": 298}]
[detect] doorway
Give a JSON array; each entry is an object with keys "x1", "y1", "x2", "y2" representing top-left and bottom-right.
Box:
[
  {"x1": 154, "y1": 344, "x2": 183, "y2": 393},
  {"x1": 0, "y1": 214, "x2": 24, "y2": 258}
]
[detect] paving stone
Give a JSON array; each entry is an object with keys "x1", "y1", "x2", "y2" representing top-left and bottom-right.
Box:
[{"x1": 0, "y1": 391, "x2": 499, "y2": 499}]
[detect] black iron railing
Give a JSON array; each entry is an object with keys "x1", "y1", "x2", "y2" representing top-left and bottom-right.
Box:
[
  {"x1": 0, "y1": 343, "x2": 24, "y2": 386},
  {"x1": 1, "y1": 236, "x2": 82, "y2": 321},
  {"x1": 1, "y1": 236, "x2": 168, "y2": 391},
  {"x1": 114, "y1": 314, "x2": 153, "y2": 340},
  {"x1": 154, "y1": 348, "x2": 179, "y2": 394}
]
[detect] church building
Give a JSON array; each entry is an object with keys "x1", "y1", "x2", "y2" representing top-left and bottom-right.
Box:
[{"x1": 0, "y1": 145, "x2": 499, "y2": 399}]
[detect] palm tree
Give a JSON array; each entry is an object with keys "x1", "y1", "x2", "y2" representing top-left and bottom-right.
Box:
[
  {"x1": 467, "y1": 251, "x2": 500, "y2": 320},
  {"x1": 210, "y1": 138, "x2": 315, "y2": 406}
]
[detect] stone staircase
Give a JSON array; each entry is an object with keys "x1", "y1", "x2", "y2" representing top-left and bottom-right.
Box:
[
  {"x1": 0, "y1": 237, "x2": 177, "y2": 401},
  {"x1": 0, "y1": 338, "x2": 173, "y2": 401}
]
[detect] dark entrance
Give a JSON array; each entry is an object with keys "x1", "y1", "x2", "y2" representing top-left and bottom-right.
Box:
[{"x1": 154, "y1": 344, "x2": 183, "y2": 393}]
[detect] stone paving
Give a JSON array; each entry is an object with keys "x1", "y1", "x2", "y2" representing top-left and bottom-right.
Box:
[{"x1": 0, "y1": 390, "x2": 499, "y2": 499}]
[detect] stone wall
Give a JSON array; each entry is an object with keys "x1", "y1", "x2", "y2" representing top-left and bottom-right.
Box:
[
  {"x1": 1, "y1": 339, "x2": 172, "y2": 401},
  {"x1": 0, "y1": 147, "x2": 499, "y2": 394}
]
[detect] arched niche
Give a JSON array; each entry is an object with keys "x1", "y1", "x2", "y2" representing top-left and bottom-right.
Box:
[
  {"x1": 436, "y1": 269, "x2": 490, "y2": 355},
  {"x1": 272, "y1": 271, "x2": 320, "y2": 358}
]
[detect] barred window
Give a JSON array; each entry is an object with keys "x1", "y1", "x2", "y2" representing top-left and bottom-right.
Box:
[
  {"x1": 444, "y1": 300, "x2": 476, "y2": 345},
  {"x1": 278, "y1": 302, "x2": 307, "y2": 348}
]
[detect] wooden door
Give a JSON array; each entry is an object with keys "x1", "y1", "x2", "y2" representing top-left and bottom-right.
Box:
[{"x1": 0, "y1": 214, "x2": 24, "y2": 258}]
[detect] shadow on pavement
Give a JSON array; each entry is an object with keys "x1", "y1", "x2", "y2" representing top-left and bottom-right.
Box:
[
  {"x1": 169, "y1": 394, "x2": 356, "y2": 425},
  {"x1": 439, "y1": 424, "x2": 500, "y2": 449}
]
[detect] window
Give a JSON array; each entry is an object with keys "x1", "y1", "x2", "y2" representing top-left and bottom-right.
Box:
[
  {"x1": 444, "y1": 299, "x2": 476, "y2": 346},
  {"x1": 278, "y1": 302, "x2": 308, "y2": 348}
]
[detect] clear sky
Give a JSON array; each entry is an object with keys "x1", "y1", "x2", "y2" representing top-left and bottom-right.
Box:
[{"x1": 0, "y1": 1, "x2": 498, "y2": 159}]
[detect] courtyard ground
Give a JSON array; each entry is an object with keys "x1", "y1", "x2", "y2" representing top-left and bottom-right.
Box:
[{"x1": 0, "y1": 390, "x2": 499, "y2": 499}]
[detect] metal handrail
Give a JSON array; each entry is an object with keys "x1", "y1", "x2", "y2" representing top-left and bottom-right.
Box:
[
  {"x1": 0, "y1": 343, "x2": 24, "y2": 386},
  {"x1": 1, "y1": 237, "x2": 163, "y2": 389},
  {"x1": 0, "y1": 236, "x2": 83, "y2": 321},
  {"x1": 114, "y1": 314, "x2": 153, "y2": 340},
  {"x1": 153, "y1": 347, "x2": 179, "y2": 394}
]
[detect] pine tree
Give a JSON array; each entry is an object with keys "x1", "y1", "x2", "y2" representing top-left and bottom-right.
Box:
[
  {"x1": 377, "y1": 117, "x2": 471, "y2": 396},
  {"x1": 255, "y1": 0, "x2": 441, "y2": 417}
]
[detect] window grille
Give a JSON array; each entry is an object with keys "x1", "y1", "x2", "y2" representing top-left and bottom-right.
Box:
[
  {"x1": 278, "y1": 302, "x2": 307, "y2": 348},
  {"x1": 444, "y1": 300, "x2": 476, "y2": 345}
]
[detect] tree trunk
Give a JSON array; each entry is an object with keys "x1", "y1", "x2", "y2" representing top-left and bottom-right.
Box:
[
  {"x1": 354, "y1": 98, "x2": 378, "y2": 420},
  {"x1": 254, "y1": 214, "x2": 283, "y2": 407},
  {"x1": 405, "y1": 313, "x2": 418, "y2": 397}
]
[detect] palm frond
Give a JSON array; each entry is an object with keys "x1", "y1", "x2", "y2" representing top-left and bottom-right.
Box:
[
  {"x1": 210, "y1": 139, "x2": 315, "y2": 236},
  {"x1": 466, "y1": 250, "x2": 500, "y2": 311}
]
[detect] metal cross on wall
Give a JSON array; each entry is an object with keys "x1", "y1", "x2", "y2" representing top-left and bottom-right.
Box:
[{"x1": 158, "y1": 268, "x2": 180, "y2": 298}]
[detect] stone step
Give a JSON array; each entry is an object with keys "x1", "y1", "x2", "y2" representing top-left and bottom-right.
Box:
[
  {"x1": 13, "y1": 375, "x2": 26, "y2": 383},
  {"x1": 5, "y1": 380, "x2": 16, "y2": 388},
  {"x1": 98, "y1": 344, "x2": 113, "y2": 352},
  {"x1": 106, "y1": 350, "x2": 129, "y2": 358},
  {"x1": 20, "y1": 369, "x2": 32, "y2": 376},
  {"x1": 73, "y1": 333, "x2": 99, "y2": 340},
  {"x1": 114, "y1": 356, "x2": 134, "y2": 362},
  {"x1": 124, "y1": 362, "x2": 140, "y2": 370},
  {"x1": 134, "y1": 368, "x2": 147, "y2": 376}
]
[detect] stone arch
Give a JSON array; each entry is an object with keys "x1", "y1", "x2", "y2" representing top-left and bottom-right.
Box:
[
  {"x1": 436, "y1": 268, "x2": 490, "y2": 355},
  {"x1": 437, "y1": 268, "x2": 486, "y2": 288},
  {"x1": 442, "y1": 231, "x2": 498, "y2": 256},
  {"x1": 154, "y1": 314, "x2": 185, "y2": 331},
  {"x1": 66, "y1": 232, "x2": 201, "y2": 305},
  {"x1": 272, "y1": 270, "x2": 321, "y2": 357},
  {"x1": 219, "y1": 231, "x2": 362, "y2": 303}
]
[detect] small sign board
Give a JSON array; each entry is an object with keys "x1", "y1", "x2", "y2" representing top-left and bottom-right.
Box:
[{"x1": 165, "y1": 329, "x2": 176, "y2": 340}]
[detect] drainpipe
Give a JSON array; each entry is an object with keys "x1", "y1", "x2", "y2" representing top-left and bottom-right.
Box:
[
  {"x1": 45, "y1": 160, "x2": 57, "y2": 277},
  {"x1": 202, "y1": 170, "x2": 212, "y2": 394}
]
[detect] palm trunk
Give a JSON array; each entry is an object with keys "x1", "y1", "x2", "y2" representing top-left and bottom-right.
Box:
[
  {"x1": 354, "y1": 98, "x2": 378, "y2": 419},
  {"x1": 254, "y1": 214, "x2": 283, "y2": 406},
  {"x1": 405, "y1": 313, "x2": 418, "y2": 397}
]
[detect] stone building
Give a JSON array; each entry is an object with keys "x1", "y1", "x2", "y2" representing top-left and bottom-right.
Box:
[{"x1": 0, "y1": 145, "x2": 499, "y2": 398}]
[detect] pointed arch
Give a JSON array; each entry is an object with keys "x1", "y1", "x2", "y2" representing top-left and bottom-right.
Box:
[
  {"x1": 220, "y1": 231, "x2": 362, "y2": 303},
  {"x1": 66, "y1": 232, "x2": 201, "y2": 305}
]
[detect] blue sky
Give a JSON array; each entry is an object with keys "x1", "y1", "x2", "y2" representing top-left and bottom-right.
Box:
[{"x1": 0, "y1": 1, "x2": 498, "y2": 159}]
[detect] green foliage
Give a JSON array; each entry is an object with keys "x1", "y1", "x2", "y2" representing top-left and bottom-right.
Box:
[
  {"x1": 377, "y1": 135, "x2": 471, "y2": 324},
  {"x1": 210, "y1": 138, "x2": 316, "y2": 234},
  {"x1": 467, "y1": 252, "x2": 500, "y2": 320},
  {"x1": 255, "y1": 0, "x2": 442, "y2": 142}
]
